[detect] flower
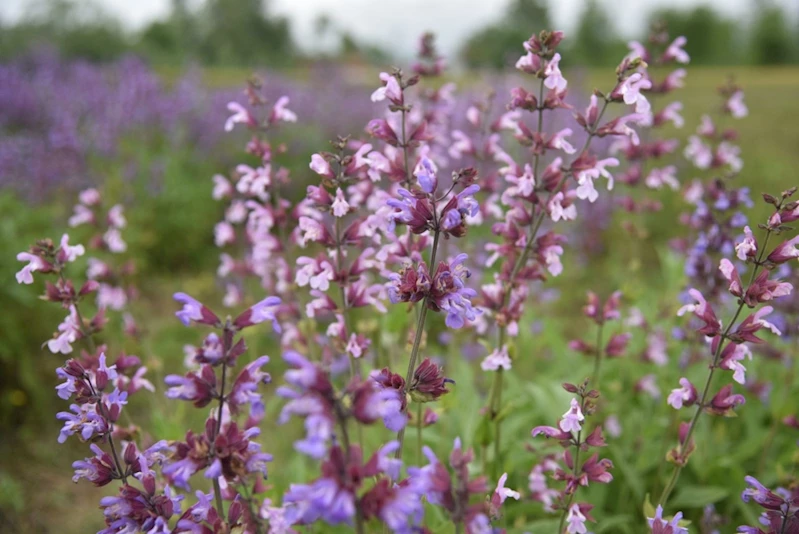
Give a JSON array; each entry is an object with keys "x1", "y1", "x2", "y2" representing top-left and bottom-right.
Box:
[
  {"x1": 647, "y1": 505, "x2": 688, "y2": 534},
  {"x1": 233, "y1": 296, "x2": 282, "y2": 331},
  {"x1": 735, "y1": 226, "x2": 758, "y2": 260},
  {"x1": 726, "y1": 90, "x2": 748, "y2": 119},
  {"x1": 614, "y1": 73, "x2": 652, "y2": 113},
  {"x1": 544, "y1": 53, "x2": 567, "y2": 92},
  {"x1": 560, "y1": 398, "x2": 584, "y2": 433},
  {"x1": 225, "y1": 101, "x2": 252, "y2": 131},
  {"x1": 566, "y1": 504, "x2": 587, "y2": 534},
  {"x1": 493, "y1": 473, "x2": 521, "y2": 504},
  {"x1": 667, "y1": 378, "x2": 698, "y2": 409},
  {"x1": 173, "y1": 293, "x2": 220, "y2": 327},
  {"x1": 270, "y1": 96, "x2": 297, "y2": 123},
  {"x1": 481, "y1": 346, "x2": 511, "y2": 371},
  {"x1": 370, "y1": 72, "x2": 403, "y2": 104},
  {"x1": 309, "y1": 154, "x2": 333, "y2": 178},
  {"x1": 15, "y1": 252, "x2": 48, "y2": 284},
  {"x1": 663, "y1": 36, "x2": 690, "y2": 64},
  {"x1": 331, "y1": 188, "x2": 350, "y2": 217}
]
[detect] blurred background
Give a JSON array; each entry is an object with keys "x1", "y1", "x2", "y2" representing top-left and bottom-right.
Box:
[{"x1": 1, "y1": 0, "x2": 799, "y2": 532}]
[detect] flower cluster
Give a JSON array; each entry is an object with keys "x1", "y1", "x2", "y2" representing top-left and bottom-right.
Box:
[{"x1": 531, "y1": 381, "x2": 614, "y2": 533}]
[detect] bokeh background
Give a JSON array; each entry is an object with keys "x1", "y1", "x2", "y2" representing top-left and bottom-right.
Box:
[{"x1": 1, "y1": 0, "x2": 799, "y2": 532}]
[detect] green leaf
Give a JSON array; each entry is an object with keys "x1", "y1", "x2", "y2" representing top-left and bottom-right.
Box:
[{"x1": 670, "y1": 485, "x2": 730, "y2": 508}]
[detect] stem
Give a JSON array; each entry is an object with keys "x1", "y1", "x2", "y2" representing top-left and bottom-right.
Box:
[
  {"x1": 416, "y1": 402, "x2": 423, "y2": 465},
  {"x1": 85, "y1": 378, "x2": 128, "y2": 485},
  {"x1": 335, "y1": 405, "x2": 365, "y2": 534},
  {"x1": 486, "y1": 93, "x2": 612, "y2": 474},
  {"x1": 395, "y1": 229, "x2": 441, "y2": 460},
  {"x1": 658, "y1": 228, "x2": 774, "y2": 506},
  {"x1": 212, "y1": 360, "x2": 228, "y2": 516},
  {"x1": 557, "y1": 402, "x2": 585, "y2": 533},
  {"x1": 591, "y1": 323, "x2": 605, "y2": 386}
]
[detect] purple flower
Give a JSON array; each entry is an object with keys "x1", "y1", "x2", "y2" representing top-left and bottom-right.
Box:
[
  {"x1": 667, "y1": 378, "x2": 698, "y2": 410},
  {"x1": 647, "y1": 505, "x2": 688, "y2": 534},
  {"x1": 56, "y1": 403, "x2": 107, "y2": 443},
  {"x1": 72, "y1": 444, "x2": 117, "y2": 486},
  {"x1": 414, "y1": 156, "x2": 438, "y2": 194},
  {"x1": 229, "y1": 355, "x2": 271, "y2": 421},
  {"x1": 173, "y1": 293, "x2": 220, "y2": 327},
  {"x1": 233, "y1": 295, "x2": 281, "y2": 331}
]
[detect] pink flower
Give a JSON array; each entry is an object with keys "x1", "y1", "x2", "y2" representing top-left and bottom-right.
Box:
[
  {"x1": 370, "y1": 72, "x2": 403, "y2": 104},
  {"x1": 544, "y1": 53, "x2": 567, "y2": 92},
  {"x1": 68, "y1": 204, "x2": 94, "y2": 227},
  {"x1": 47, "y1": 306, "x2": 82, "y2": 354},
  {"x1": 224, "y1": 101, "x2": 252, "y2": 132},
  {"x1": 103, "y1": 229, "x2": 126, "y2": 253},
  {"x1": 663, "y1": 36, "x2": 690, "y2": 64},
  {"x1": 684, "y1": 136, "x2": 712, "y2": 169},
  {"x1": 270, "y1": 96, "x2": 297, "y2": 123},
  {"x1": 549, "y1": 128, "x2": 576, "y2": 154},
  {"x1": 645, "y1": 166, "x2": 679, "y2": 191},
  {"x1": 493, "y1": 473, "x2": 521, "y2": 504},
  {"x1": 212, "y1": 175, "x2": 233, "y2": 200},
  {"x1": 735, "y1": 226, "x2": 758, "y2": 260},
  {"x1": 677, "y1": 288, "x2": 721, "y2": 336},
  {"x1": 575, "y1": 158, "x2": 619, "y2": 203},
  {"x1": 566, "y1": 504, "x2": 587, "y2": 534},
  {"x1": 720, "y1": 343, "x2": 752, "y2": 384},
  {"x1": 16, "y1": 252, "x2": 47, "y2": 284},
  {"x1": 719, "y1": 259, "x2": 744, "y2": 296},
  {"x1": 667, "y1": 378, "x2": 698, "y2": 409},
  {"x1": 726, "y1": 90, "x2": 748, "y2": 118},
  {"x1": 767, "y1": 235, "x2": 799, "y2": 264},
  {"x1": 656, "y1": 102, "x2": 684, "y2": 128},
  {"x1": 481, "y1": 346, "x2": 511, "y2": 371},
  {"x1": 626, "y1": 40, "x2": 648, "y2": 61},
  {"x1": 662, "y1": 68, "x2": 687, "y2": 91},
  {"x1": 560, "y1": 398, "x2": 584, "y2": 433},
  {"x1": 331, "y1": 188, "x2": 350, "y2": 217},
  {"x1": 515, "y1": 51, "x2": 541, "y2": 74},
  {"x1": 309, "y1": 154, "x2": 334, "y2": 178},
  {"x1": 614, "y1": 73, "x2": 652, "y2": 113},
  {"x1": 79, "y1": 188, "x2": 101, "y2": 206},
  {"x1": 59, "y1": 234, "x2": 85, "y2": 263},
  {"x1": 107, "y1": 205, "x2": 126, "y2": 229},
  {"x1": 214, "y1": 221, "x2": 235, "y2": 247},
  {"x1": 549, "y1": 192, "x2": 576, "y2": 222}
]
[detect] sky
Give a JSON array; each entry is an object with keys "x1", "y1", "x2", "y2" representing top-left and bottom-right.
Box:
[{"x1": 2, "y1": 0, "x2": 797, "y2": 57}]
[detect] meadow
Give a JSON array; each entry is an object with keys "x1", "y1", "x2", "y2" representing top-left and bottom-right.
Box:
[{"x1": 1, "y1": 37, "x2": 799, "y2": 533}]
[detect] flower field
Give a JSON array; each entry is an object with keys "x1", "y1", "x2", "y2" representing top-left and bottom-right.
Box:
[{"x1": 2, "y1": 29, "x2": 799, "y2": 534}]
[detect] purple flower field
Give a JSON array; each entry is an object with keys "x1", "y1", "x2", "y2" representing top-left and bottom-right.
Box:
[{"x1": 4, "y1": 27, "x2": 799, "y2": 534}]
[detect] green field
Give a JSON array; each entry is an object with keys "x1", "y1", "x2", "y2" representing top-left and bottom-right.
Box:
[{"x1": 2, "y1": 65, "x2": 798, "y2": 533}]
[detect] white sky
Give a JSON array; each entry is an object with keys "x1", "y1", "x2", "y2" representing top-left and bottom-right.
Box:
[{"x1": 2, "y1": 0, "x2": 797, "y2": 57}]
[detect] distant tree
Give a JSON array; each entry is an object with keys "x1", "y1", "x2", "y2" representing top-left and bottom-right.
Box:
[
  {"x1": 570, "y1": 0, "x2": 626, "y2": 66},
  {"x1": 460, "y1": 0, "x2": 550, "y2": 69},
  {"x1": 198, "y1": 0, "x2": 293, "y2": 66},
  {"x1": 648, "y1": 6, "x2": 740, "y2": 65},
  {"x1": 749, "y1": 0, "x2": 796, "y2": 64}
]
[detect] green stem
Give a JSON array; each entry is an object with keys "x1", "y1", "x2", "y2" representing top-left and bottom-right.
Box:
[
  {"x1": 557, "y1": 401, "x2": 585, "y2": 533},
  {"x1": 416, "y1": 402, "x2": 423, "y2": 464},
  {"x1": 658, "y1": 229, "x2": 773, "y2": 506},
  {"x1": 212, "y1": 356, "x2": 229, "y2": 517},
  {"x1": 591, "y1": 323, "x2": 605, "y2": 386},
  {"x1": 395, "y1": 229, "x2": 441, "y2": 460},
  {"x1": 486, "y1": 94, "x2": 612, "y2": 475}
]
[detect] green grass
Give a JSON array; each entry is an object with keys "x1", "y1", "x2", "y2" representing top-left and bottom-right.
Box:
[{"x1": 2, "y1": 65, "x2": 799, "y2": 533}]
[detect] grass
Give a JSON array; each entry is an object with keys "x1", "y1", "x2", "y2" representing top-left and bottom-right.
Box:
[{"x1": 2, "y1": 65, "x2": 799, "y2": 533}]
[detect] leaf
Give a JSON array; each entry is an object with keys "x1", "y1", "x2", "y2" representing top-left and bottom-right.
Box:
[
  {"x1": 670, "y1": 485, "x2": 730, "y2": 508},
  {"x1": 642, "y1": 493, "x2": 656, "y2": 519}
]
